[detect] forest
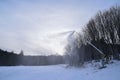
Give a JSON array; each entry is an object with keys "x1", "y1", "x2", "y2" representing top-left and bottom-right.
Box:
[
  {"x1": 65, "y1": 6, "x2": 120, "y2": 67},
  {"x1": 0, "y1": 49, "x2": 64, "y2": 66}
]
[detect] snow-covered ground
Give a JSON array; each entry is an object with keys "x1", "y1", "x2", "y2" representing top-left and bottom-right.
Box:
[{"x1": 0, "y1": 61, "x2": 120, "y2": 80}]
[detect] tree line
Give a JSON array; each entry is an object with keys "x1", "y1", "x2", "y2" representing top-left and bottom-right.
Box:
[
  {"x1": 0, "y1": 49, "x2": 64, "y2": 66},
  {"x1": 65, "y1": 5, "x2": 120, "y2": 66}
]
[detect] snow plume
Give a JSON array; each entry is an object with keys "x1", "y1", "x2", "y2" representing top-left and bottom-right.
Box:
[
  {"x1": 44, "y1": 31, "x2": 80, "y2": 56},
  {"x1": 64, "y1": 31, "x2": 81, "y2": 66},
  {"x1": 28, "y1": 30, "x2": 78, "y2": 56}
]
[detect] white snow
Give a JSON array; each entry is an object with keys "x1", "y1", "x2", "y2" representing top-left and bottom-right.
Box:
[{"x1": 0, "y1": 61, "x2": 120, "y2": 80}]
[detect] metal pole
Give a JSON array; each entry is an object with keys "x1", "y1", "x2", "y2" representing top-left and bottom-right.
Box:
[
  {"x1": 87, "y1": 41, "x2": 104, "y2": 55},
  {"x1": 87, "y1": 41, "x2": 105, "y2": 68}
]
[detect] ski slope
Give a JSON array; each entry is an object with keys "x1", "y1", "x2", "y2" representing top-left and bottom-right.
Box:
[{"x1": 0, "y1": 61, "x2": 120, "y2": 80}]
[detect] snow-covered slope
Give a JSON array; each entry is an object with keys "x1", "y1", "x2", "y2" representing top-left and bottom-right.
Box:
[{"x1": 0, "y1": 61, "x2": 120, "y2": 80}]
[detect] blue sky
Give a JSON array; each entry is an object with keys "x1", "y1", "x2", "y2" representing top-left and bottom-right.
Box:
[{"x1": 0, "y1": 0, "x2": 120, "y2": 55}]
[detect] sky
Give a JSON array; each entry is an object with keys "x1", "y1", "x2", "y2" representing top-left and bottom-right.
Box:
[{"x1": 0, "y1": 0, "x2": 120, "y2": 55}]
